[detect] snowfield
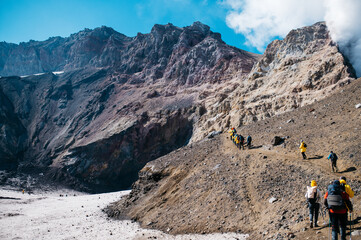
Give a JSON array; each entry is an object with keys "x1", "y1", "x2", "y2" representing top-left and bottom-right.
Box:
[{"x1": 0, "y1": 188, "x2": 248, "y2": 240}]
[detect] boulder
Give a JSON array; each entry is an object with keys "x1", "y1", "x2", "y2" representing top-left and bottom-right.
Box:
[{"x1": 271, "y1": 136, "x2": 284, "y2": 146}]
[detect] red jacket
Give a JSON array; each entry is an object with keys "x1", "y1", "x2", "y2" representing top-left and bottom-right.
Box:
[{"x1": 324, "y1": 191, "x2": 352, "y2": 214}]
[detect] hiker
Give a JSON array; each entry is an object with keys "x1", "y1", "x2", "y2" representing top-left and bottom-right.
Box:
[
  {"x1": 246, "y1": 135, "x2": 252, "y2": 149},
  {"x1": 229, "y1": 128, "x2": 236, "y2": 139},
  {"x1": 328, "y1": 151, "x2": 338, "y2": 172},
  {"x1": 305, "y1": 180, "x2": 322, "y2": 228},
  {"x1": 234, "y1": 134, "x2": 240, "y2": 147},
  {"x1": 299, "y1": 140, "x2": 307, "y2": 159},
  {"x1": 340, "y1": 176, "x2": 354, "y2": 198},
  {"x1": 324, "y1": 180, "x2": 353, "y2": 240},
  {"x1": 239, "y1": 134, "x2": 245, "y2": 150}
]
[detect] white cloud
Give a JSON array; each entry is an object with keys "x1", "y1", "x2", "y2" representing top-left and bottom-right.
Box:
[
  {"x1": 224, "y1": 0, "x2": 361, "y2": 77},
  {"x1": 224, "y1": 0, "x2": 324, "y2": 51},
  {"x1": 324, "y1": 0, "x2": 361, "y2": 76}
]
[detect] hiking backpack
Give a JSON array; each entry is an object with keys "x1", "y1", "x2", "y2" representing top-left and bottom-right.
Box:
[
  {"x1": 327, "y1": 184, "x2": 345, "y2": 210},
  {"x1": 304, "y1": 143, "x2": 307, "y2": 148},
  {"x1": 332, "y1": 153, "x2": 338, "y2": 161},
  {"x1": 306, "y1": 186, "x2": 317, "y2": 204}
]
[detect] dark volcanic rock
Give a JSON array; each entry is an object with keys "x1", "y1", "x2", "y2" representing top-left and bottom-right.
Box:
[
  {"x1": 0, "y1": 22, "x2": 259, "y2": 192},
  {"x1": 271, "y1": 136, "x2": 284, "y2": 146},
  {"x1": 0, "y1": 84, "x2": 27, "y2": 170}
]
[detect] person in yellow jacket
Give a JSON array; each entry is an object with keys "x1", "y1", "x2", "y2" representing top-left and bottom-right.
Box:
[
  {"x1": 340, "y1": 176, "x2": 354, "y2": 198},
  {"x1": 234, "y1": 134, "x2": 240, "y2": 146},
  {"x1": 299, "y1": 140, "x2": 307, "y2": 159},
  {"x1": 229, "y1": 128, "x2": 236, "y2": 140}
]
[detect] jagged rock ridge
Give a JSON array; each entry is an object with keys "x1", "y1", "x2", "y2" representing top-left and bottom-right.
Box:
[
  {"x1": 0, "y1": 22, "x2": 258, "y2": 192},
  {"x1": 191, "y1": 22, "x2": 355, "y2": 141}
]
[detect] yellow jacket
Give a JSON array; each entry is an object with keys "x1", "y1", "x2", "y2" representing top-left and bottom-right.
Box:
[
  {"x1": 229, "y1": 129, "x2": 235, "y2": 137},
  {"x1": 340, "y1": 179, "x2": 354, "y2": 198},
  {"x1": 299, "y1": 142, "x2": 306, "y2": 152}
]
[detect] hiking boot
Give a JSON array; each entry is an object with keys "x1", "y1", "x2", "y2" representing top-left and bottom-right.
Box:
[
  {"x1": 314, "y1": 223, "x2": 319, "y2": 227},
  {"x1": 310, "y1": 222, "x2": 313, "y2": 228}
]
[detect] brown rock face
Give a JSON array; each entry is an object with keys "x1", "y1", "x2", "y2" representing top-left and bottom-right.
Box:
[
  {"x1": 0, "y1": 22, "x2": 258, "y2": 192},
  {"x1": 191, "y1": 22, "x2": 356, "y2": 142}
]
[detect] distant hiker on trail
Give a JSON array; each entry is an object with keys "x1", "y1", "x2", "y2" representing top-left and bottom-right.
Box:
[
  {"x1": 234, "y1": 134, "x2": 239, "y2": 147},
  {"x1": 229, "y1": 128, "x2": 236, "y2": 139},
  {"x1": 340, "y1": 176, "x2": 354, "y2": 198},
  {"x1": 239, "y1": 134, "x2": 245, "y2": 150},
  {"x1": 299, "y1": 140, "x2": 307, "y2": 159},
  {"x1": 324, "y1": 180, "x2": 353, "y2": 240},
  {"x1": 328, "y1": 151, "x2": 338, "y2": 172},
  {"x1": 305, "y1": 180, "x2": 322, "y2": 228},
  {"x1": 246, "y1": 135, "x2": 252, "y2": 149}
]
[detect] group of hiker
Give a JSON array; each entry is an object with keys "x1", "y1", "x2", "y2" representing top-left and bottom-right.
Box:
[
  {"x1": 306, "y1": 177, "x2": 354, "y2": 240},
  {"x1": 298, "y1": 140, "x2": 352, "y2": 239},
  {"x1": 229, "y1": 127, "x2": 356, "y2": 239},
  {"x1": 229, "y1": 128, "x2": 252, "y2": 150}
]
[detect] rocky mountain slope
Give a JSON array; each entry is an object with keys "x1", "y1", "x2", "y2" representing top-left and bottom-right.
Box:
[
  {"x1": 0, "y1": 22, "x2": 258, "y2": 192},
  {"x1": 106, "y1": 77, "x2": 361, "y2": 239},
  {"x1": 0, "y1": 21, "x2": 357, "y2": 194},
  {"x1": 191, "y1": 22, "x2": 355, "y2": 142}
]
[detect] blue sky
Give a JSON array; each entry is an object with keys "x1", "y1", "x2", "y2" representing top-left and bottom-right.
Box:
[{"x1": 0, "y1": 0, "x2": 260, "y2": 53}]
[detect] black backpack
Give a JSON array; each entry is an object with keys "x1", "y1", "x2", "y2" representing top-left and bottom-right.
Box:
[
  {"x1": 327, "y1": 184, "x2": 345, "y2": 210},
  {"x1": 304, "y1": 143, "x2": 307, "y2": 148}
]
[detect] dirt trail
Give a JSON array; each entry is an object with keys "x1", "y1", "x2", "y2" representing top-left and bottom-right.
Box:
[{"x1": 221, "y1": 129, "x2": 361, "y2": 239}]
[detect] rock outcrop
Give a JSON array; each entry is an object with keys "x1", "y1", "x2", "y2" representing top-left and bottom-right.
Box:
[
  {"x1": 0, "y1": 22, "x2": 258, "y2": 192},
  {"x1": 191, "y1": 22, "x2": 355, "y2": 141}
]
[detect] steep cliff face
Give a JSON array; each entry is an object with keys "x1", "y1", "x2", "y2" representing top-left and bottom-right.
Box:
[
  {"x1": 191, "y1": 22, "x2": 355, "y2": 141},
  {"x1": 0, "y1": 22, "x2": 258, "y2": 191},
  {"x1": 0, "y1": 85, "x2": 27, "y2": 170}
]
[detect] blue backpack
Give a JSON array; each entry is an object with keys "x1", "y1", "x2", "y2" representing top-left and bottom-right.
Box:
[{"x1": 327, "y1": 184, "x2": 345, "y2": 210}]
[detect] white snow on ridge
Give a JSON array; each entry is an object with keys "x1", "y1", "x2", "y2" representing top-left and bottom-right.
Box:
[
  {"x1": 19, "y1": 71, "x2": 64, "y2": 78},
  {"x1": 0, "y1": 188, "x2": 249, "y2": 240}
]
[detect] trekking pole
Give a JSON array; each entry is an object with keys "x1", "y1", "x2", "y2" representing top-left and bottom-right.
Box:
[
  {"x1": 328, "y1": 210, "x2": 331, "y2": 240},
  {"x1": 350, "y1": 212, "x2": 352, "y2": 240},
  {"x1": 321, "y1": 207, "x2": 326, "y2": 225}
]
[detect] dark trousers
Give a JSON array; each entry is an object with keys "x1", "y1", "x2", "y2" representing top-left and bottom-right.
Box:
[
  {"x1": 331, "y1": 160, "x2": 338, "y2": 172},
  {"x1": 302, "y1": 152, "x2": 307, "y2": 159},
  {"x1": 309, "y1": 202, "x2": 319, "y2": 224},
  {"x1": 330, "y1": 212, "x2": 347, "y2": 240}
]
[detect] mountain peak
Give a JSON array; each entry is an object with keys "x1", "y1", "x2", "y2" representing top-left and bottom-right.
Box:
[{"x1": 187, "y1": 21, "x2": 211, "y2": 34}]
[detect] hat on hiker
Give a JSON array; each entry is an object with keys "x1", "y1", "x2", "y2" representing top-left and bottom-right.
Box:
[
  {"x1": 333, "y1": 180, "x2": 340, "y2": 185},
  {"x1": 311, "y1": 180, "x2": 317, "y2": 187},
  {"x1": 340, "y1": 176, "x2": 346, "y2": 181}
]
